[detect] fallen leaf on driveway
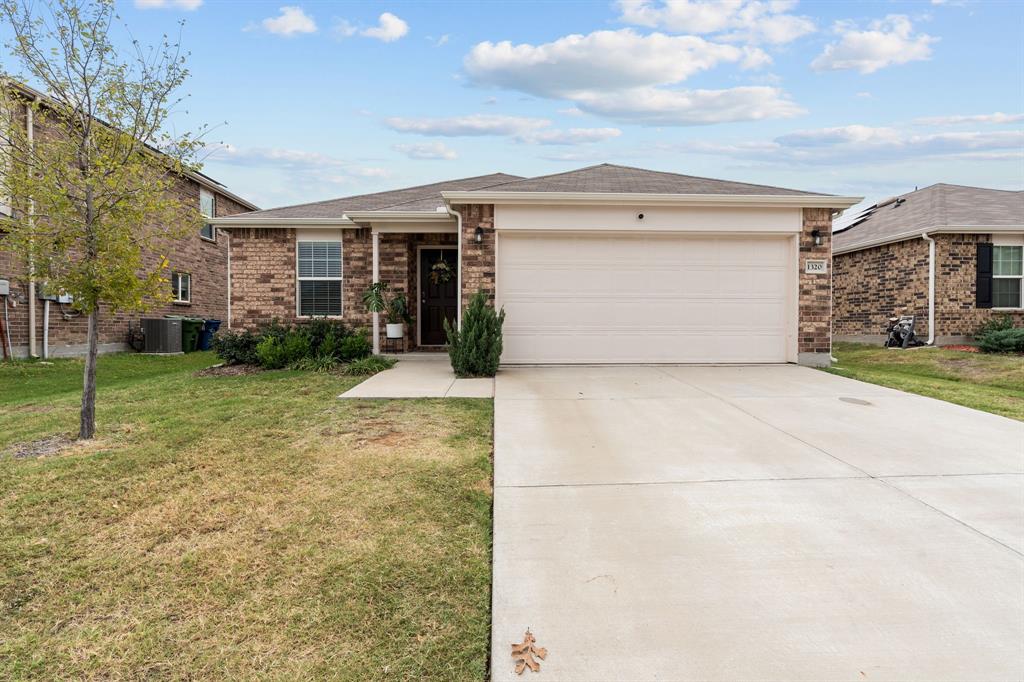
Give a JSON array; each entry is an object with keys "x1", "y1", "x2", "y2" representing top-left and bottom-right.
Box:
[{"x1": 511, "y1": 629, "x2": 547, "y2": 674}]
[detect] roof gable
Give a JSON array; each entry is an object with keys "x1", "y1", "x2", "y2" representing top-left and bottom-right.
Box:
[
  {"x1": 476, "y1": 163, "x2": 825, "y2": 196},
  {"x1": 834, "y1": 183, "x2": 1024, "y2": 253}
]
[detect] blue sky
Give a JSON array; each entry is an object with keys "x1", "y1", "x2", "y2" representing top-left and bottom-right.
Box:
[{"x1": 64, "y1": 1, "x2": 1024, "y2": 210}]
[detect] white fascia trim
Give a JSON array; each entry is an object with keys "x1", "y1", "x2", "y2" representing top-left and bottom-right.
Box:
[
  {"x1": 343, "y1": 211, "x2": 454, "y2": 223},
  {"x1": 441, "y1": 190, "x2": 863, "y2": 209},
  {"x1": 187, "y1": 173, "x2": 259, "y2": 212},
  {"x1": 209, "y1": 217, "x2": 357, "y2": 228},
  {"x1": 834, "y1": 225, "x2": 1024, "y2": 255}
]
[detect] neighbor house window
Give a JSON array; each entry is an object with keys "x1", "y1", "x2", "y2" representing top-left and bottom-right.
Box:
[
  {"x1": 993, "y1": 243, "x2": 1023, "y2": 308},
  {"x1": 297, "y1": 241, "x2": 342, "y2": 316},
  {"x1": 171, "y1": 271, "x2": 191, "y2": 304},
  {"x1": 200, "y1": 188, "x2": 216, "y2": 241}
]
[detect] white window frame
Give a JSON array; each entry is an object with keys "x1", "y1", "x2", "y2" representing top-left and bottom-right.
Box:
[
  {"x1": 199, "y1": 188, "x2": 216, "y2": 242},
  {"x1": 992, "y1": 235, "x2": 1024, "y2": 310},
  {"x1": 171, "y1": 271, "x2": 191, "y2": 304},
  {"x1": 296, "y1": 239, "x2": 343, "y2": 318}
]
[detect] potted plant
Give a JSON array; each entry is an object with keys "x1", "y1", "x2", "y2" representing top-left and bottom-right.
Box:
[{"x1": 362, "y1": 282, "x2": 413, "y2": 339}]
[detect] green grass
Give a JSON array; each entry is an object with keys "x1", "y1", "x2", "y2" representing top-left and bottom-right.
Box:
[
  {"x1": 826, "y1": 343, "x2": 1024, "y2": 421},
  {"x1": 0, "y1": 353, "x2": 493, "y2": 680}
]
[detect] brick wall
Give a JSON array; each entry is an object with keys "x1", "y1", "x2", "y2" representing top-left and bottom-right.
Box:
[
  {"x1": 797, "y1": 207, "x2": 833, "y2": 359},
  {"x1": 1, "y1": 177, "x2": 251, "y2": 357},
  {"x1": 833, "y1": 238, "x2": 930, "y2": 338},
  {"x1": 227, "y1": 228, "x2": 295, "y2": 328},
  {"x1": 833, "y1": 232, "x2": 1024, "y2": 342},
  {"x1": 456, "y1": 204, "x2": 496, "y2": 308}
]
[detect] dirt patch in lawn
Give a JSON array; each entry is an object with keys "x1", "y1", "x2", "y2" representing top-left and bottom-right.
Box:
[
  {"x1": 193, "y1": 363, "x2": 263, "y2": 377},
  {"x1": 6, "y1": 434, "x2": 74, "y2": 459}
]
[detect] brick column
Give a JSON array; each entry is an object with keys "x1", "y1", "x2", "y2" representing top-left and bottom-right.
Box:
[
  {"x1": 456, "y1": 204, "x2": 496, "y2": 310},
  {"x1": 798, "y1": 207, "x2": 833, "y2": 366}
]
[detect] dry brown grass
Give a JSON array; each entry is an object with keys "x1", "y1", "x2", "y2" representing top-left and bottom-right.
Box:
[{"x1": 0, "y1": 353, "x2": 493, "y2": 680}]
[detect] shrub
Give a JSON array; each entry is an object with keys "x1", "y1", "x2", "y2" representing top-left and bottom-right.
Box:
[
  {"x1": 443, "y1": 290, "x2": 505, "y2": 377},
  {"x1": 343, "y1": 356, "x2": 397, "y2": 376},
  {"x1": 977, "y1": 327, "x2": 1024, "y2": 354},
  {"x1": 338, "y1": 333, "x2": 372, "y2": 362},
  {"x1": 289, "y1": 355, "x2": 340, "y2": 373},
  {"x1": 212, "y1": 330, "x2": 262, "y2": 365},
  {"x1": 256, "y1": 330, "x2": 311, "y2": 369},
  {"x1": 300, "y1": 318, "x2": 349, "y2": 357},
  {"x1": 975, "y1": 314, "x2": 1014, "y2": 338}
]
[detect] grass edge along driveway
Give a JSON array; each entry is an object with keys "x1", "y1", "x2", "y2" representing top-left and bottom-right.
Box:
[
  {"x1": 826, "y1": 342, "x2": 1024, "y2": 421},
  {"x1": 0, "y1": 352, "x2": 494, "y2": 680}
]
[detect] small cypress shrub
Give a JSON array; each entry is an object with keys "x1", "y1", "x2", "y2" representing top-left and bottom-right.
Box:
[
  {"x1": 443, "y1": 290, "x2": 505, "y2": 377},
  {"x1": 977, "y1": 327, "x2": 1024, "y2": 354}
]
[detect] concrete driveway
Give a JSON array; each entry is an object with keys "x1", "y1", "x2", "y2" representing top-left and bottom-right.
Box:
[{"x1": 491, "y1": 365, "x2": 1024, "y2": 681}]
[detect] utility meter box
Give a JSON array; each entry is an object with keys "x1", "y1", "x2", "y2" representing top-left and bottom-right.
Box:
[{"x1": 0, "y1": 279, "x2": 9, "y2": 296}]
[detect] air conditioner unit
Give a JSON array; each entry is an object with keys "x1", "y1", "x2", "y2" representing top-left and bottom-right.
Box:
[{"x1": 142, "y1": 318, "x2": 183, "y2": 354}]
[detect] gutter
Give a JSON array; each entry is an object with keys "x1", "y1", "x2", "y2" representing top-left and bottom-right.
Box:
[
  {"x1": 441, "y1": 190, "x2": 863, "y2": 209},
  {"x1": 834, "y1": 225, "x2": 1024, "y2": 255},
  {"x1": 922, "y1": 232, "x2": 936, "y2": 345}
]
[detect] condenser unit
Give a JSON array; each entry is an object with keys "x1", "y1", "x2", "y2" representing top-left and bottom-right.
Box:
[{"x1": 142, "y1": 318, "x2": 183, "y2": 354}]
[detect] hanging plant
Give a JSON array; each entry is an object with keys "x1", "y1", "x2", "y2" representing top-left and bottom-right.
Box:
[{"x1": 430, "y1": 257, "x2": 454, "y2": 285}]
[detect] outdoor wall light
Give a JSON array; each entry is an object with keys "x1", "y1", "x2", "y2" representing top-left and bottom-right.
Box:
[
  {"x1": 811, "y1": 229, "x2": 822, "y2": 246},
  {"x1": 474, "y1": 226, "x2": 484, "y2": 244}
]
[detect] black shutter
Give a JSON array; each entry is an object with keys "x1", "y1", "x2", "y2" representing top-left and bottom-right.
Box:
[{"x1": 976, "y1": 242, "x2": 993, "y2": 309}]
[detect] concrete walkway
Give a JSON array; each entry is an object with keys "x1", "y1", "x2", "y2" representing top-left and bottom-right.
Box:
[
  {"x1": 491, "y1": 365, "x2": 1024, "y2": 681},
  {"x1": 338, "y1": 353, "x2": 493, "y2": 398}
]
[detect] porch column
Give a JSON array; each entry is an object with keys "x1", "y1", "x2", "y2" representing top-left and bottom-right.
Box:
[{"x1": 371, "y1": 230, "x2": 380, "y2": 355}]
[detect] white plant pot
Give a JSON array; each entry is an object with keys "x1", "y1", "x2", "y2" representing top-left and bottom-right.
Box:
[{"x1": 386, "y1": 323, "x2": 404, "y2": 339}]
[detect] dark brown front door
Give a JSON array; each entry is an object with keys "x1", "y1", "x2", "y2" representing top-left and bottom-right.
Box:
[{"x1": 419, "y1": 248, "x2": 457, "y2": 345}]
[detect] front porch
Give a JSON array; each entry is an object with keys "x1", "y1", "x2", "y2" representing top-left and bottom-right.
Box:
[{"x1": 351, "y1": 212, "x2": 461, "y2": 354}]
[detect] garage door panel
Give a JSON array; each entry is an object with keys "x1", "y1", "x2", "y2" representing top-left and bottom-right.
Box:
[{"x1": 498, "y1": 233, "x2": 792, "y2": 364}]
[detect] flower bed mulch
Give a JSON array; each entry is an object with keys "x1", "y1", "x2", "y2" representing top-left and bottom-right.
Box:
[{"x1": 940, "y1": 345, "x2": 980, "y2": 353}]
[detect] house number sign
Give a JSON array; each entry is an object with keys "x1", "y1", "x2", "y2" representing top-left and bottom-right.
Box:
[{"x1": 805, "y1": 260, "x2": 828, "y2": 274}]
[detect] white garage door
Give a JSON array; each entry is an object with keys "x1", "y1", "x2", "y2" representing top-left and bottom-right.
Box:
[{"x1": 497, "y1": 232, "x2": 794, "y2": 364}]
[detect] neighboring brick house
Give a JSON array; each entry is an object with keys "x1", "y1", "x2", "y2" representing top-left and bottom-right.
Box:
[
  {"x1": 833, "y1": 184, "x2": 1024, "y2": 345},
  {"x1": 0, "y1": 87, "x2": 257, "y2": 358},
  {"x1": 213, "y1": 164, "x2": 860, "y2": 367}
]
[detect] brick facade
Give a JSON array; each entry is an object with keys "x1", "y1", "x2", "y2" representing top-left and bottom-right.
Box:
[
  {"x1": 456, "y1": 204, "x2": 496, "y2": 307},
  {"x1": 1, "y1": 177, "x2": 252, "y2": 357},
  {"x1": 797, "y1": 207, "x2": 834, "y2": 361},
  {"x1": 834, "y1": 233, "x2": 1024, "y2": 343},
  {"x1": 227, "y1": 228, "x2": 456, "y2": 350}
]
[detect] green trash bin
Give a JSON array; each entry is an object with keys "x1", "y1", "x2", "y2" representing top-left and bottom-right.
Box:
[{"x1": 167, "y1": 315, "x2": 203, "y2": 353}]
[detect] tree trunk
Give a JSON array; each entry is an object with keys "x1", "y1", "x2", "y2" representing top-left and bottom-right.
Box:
[{"x1": 79, "y1": 308, "x2": 99, "y2": 439}]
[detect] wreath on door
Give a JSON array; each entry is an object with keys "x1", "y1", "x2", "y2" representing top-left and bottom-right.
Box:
[{"x1": 430, "y1": 257, "x2": 454, "y2": 285}]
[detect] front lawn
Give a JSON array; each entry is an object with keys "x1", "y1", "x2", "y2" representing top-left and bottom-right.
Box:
[
  {"x1": 826, "y1": 343, "x2": 1024, "y2": 421},
  {"x1": 0, "y1": 353, "x2": 493, "y2": 680}
]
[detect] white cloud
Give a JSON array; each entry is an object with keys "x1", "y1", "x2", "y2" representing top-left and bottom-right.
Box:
[
  {"x1": 812, "y1": 15, "x2": 936, "y2": 74},
  {"x1": 361, "y1": 12, "x2": 408, "y2": 42},
  {"x1": 462, "y1": 28, "x2": 801, "y2": 127},
  {"x1": 135, "y1": 0, "x2": 202, "y2": 9},
  {"x1": 384, "y1": 114, "x2": 621, "y2": 145},
  {"x1": 616, "y1": 0, "x2": 815, "y2": 44},
  {"x1": 465, "y1": 29, "x2": 768, "y2": 99},
  {"x1": 392, "y1": 142, "x2": 458, "y2": 160},
  {"x1": 672, "y1": 125, "x2": 1023, "y2": 165},
  {"x1": 427, "y1": 34, "x2": 450, "y2": 47},
  {"x1": 558, "y1": 106, "x2": 585, "y2": 116},
  {"x1": 573, "y1": 86, "x2": 804, "y2": 126},
  {"x1": 856, "y1": 91, "x2": 873, "y2": 98},
  {"x1": 259, "y1": 6, "x2": 317, "y2": 36},
  {"x1": 333, "y1": 19, "x2": 357, "y2": 38},
  {"x1": 913, "y1": 112, "x2": 1024, "y2": 126},
  {"x1": 205, "y1": 143, "x2": 387, "y2": 185}
]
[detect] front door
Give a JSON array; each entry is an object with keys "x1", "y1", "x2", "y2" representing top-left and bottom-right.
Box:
[{"x1": 419, "y1": 248, "x2": 458, "y2": 345}]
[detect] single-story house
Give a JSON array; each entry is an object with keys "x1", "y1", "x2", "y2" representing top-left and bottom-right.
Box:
[
  {"x1": 833, "y1": 183, "x2": 1024, "y2": 345},
  {"x1": 211, "y1": 164, "x2": 861, "y2": 366}
]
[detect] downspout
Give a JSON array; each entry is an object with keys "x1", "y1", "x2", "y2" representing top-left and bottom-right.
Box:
[
  {"x1": 445, "y1": 204, "x2": 463, "y2": 330},
  {"x1": 26, "y1": 100, "x2": 37, "y2": 357},
  {"x1": 225, "y1": 229, "x2": 232, "y2": 330},
  {"x1": 922, "y1": 232, "x2": 936, "y2": 345}
]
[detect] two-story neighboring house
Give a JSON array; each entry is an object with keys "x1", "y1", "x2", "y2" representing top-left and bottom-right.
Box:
[{"x1": 0, "y1": 83, "x2": 257, "y2": 358}]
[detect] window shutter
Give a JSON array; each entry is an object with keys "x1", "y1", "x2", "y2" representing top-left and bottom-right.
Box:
[{"x1": 976, "y1": 242, "x2": 993, "y2": 309}]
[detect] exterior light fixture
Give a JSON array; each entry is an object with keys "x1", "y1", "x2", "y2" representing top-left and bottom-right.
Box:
[
  {"x1": 811, "y1": 229, "x2": 822, "y2": 246},
  {"x1": 474, "y1": 226, "x2": 484, "y2": 244}
]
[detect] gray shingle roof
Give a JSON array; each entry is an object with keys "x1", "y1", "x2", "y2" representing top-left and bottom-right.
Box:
[
  {"x1": 236, "y1": 173, "x2": 523, "y2": 220},
  {"x1": 834, "y1": 184, "x2": 1024, "y2": 253},
  {"x1": 476, "y1": 163, "x2": 827, "y2": 196}
]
